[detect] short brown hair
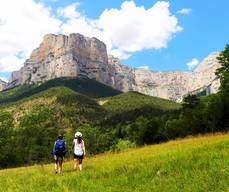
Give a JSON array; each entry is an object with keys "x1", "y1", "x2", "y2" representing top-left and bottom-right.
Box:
[{"x1": 58, "y1": 134, "x2": 63, "y2": 139}]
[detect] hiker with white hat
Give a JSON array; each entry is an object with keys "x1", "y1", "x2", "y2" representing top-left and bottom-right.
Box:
[{"x1": 72, "y1": 131, "x2": 86, "y2": 171}]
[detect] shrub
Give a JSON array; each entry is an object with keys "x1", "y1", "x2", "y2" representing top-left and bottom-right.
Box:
[{"x1": 111, "y1": 139, "x2": 136, "y2": 152}]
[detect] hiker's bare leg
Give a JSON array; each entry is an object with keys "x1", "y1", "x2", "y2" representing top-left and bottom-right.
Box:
[
  {"x1": 54, "y1": 160, "x2": 58, "y2": 173},
  {"x1": 57, "y1": 161, "x2": 59, "y2": 173},
  {"x1": 59, "y1": 160, "x2": 63, "y2": 174},
  {"x1": 54, "y1": 156, "x2": 58, "y2": 174},
  {"x1": 73, "y1": 159, "x2": 78, "y2": 170},
  {"x1": 78, "y1": 159, "x2": 83, "y2": 171}
]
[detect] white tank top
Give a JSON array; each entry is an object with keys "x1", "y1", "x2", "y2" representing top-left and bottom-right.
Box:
[{"x1": 74, "y1": 139, "x2": 84, "y2": 156}]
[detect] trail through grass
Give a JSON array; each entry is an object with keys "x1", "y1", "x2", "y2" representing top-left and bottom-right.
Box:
[{"x1": 0, "y1": 133, "x2": 229, "y2": 192}]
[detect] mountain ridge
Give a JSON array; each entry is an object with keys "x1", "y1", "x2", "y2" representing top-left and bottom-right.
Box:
[{"x1": 5, "y1": 33, "x2": 220, "y2": 101}]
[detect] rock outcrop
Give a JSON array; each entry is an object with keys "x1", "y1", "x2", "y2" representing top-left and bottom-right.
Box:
[
  {"x1": 0, "y1": 79, "x2": 7, "y2": 91},
  {"x1": 9, "y1": 33, "x2": 220, "y2": 101},
  {"x1": 10, "y1": 33, "x2": 110, "y2": 85},
  {"x1": 131, "y1": 52, "x2": 220, "y2": 101}
]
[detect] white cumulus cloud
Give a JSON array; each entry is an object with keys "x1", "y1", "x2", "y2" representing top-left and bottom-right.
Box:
[
  {"x1": 110, "y1": 49, "x2": 131, "y2": 60},
  {"x1": 98, "y1": 1, "x2": 182, "y2": 53},
  {"x1": 0, "y1": 0, "x2": 61, "y2": 72},
  {"x1": 57, "y1": 2, "x2": 81, "y2": 19},
  {"x1": 0, "y1": 55, "x2": 25, "y2": 72},
  {"x1": 60, "y1": 1, "x2": 182, "y2": 59},
  {"x1": 0, "y1": 0, "x2": 183, "y2": 73},
  {"x1": 137, "y1": 66, "x2": 150, "y2": 70},
  {"x1": 0, "y1": 76, "x2": 8, "y2": 83},
  {"x1": 177, "y1": 8, "x2": 192, "y2": 15},
  {"x1": 186, "y1": 58, "x2": 199, "y2": 70}
]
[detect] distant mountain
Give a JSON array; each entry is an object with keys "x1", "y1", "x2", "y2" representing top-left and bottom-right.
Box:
[{"x1": 8, "y1": 33, "x2": 220, "y2": 101}]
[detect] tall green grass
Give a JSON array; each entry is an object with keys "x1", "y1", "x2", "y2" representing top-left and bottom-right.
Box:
[{"x1": 1, "y1": 133, "x2": 228, "y2": 192}]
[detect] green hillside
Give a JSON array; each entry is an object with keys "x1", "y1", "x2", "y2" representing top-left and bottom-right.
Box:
[
  {"x1": 98, "y1": 91, "x2": 181, "y2": 126},
  {"x1": 1, "y1": 86, "x2": 106, "y2": 123},
  {"x1": 0, "y1": 86, "x2": 109, "y2": 167},
  {"x1": 99, "y1": 91, "x2": 180, "y2": 113},
  {"x1": 0, "y1": 133, "x2": 228, "y2": 192},
  {"x1": 0, "y1": 76, "x2": 121, "y2": 105}
]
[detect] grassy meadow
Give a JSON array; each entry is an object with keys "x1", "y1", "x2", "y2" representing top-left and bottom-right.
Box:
[{"x1": 0, "y1": 133, "x2": 228, "y2": 192}]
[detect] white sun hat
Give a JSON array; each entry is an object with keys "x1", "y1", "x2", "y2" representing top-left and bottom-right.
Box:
[{"x1": 75, "y1": 131, "x2": 82, "y2": 138}]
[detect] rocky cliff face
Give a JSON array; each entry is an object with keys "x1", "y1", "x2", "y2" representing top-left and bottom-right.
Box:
[
  {"x1": 131, "y1": 52, "x2": 220, "y2": 101},
  {"x1": 11, "y1": 33, "x2": 110, "y2": 86},
  {"x1": 107, "y1": 52, "x2": 220, "y2": 101},
  {"x1": 0, "y1": 79, "x2": 7, "y2": 91},
  {"x1": 9, "y1": 33, "x2": 220, "y2": 101}
]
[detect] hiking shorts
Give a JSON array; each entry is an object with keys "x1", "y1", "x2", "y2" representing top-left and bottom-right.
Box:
[
  {"x1": 73, "y1": 154, "x2": 84, "y2": 160},
  {"x1": 54, "y1": 155, "x2": 64, "y2": 161}
]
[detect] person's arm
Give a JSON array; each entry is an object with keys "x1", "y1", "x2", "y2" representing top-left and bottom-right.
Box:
[
  {"x1": 52, "y1": 141, "x2": 56, "y2": 155},
  {"x1": 64, "y1": 141, "x2": 67, "y2": 152},
  {"x1": 82, "y1": 140, "x2": 86, "y2": 155},
  {"x1": 72, "y1": 140, "x2": 75, "y2": 150}
]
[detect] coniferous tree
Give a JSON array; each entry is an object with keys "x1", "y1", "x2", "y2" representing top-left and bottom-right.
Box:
[
  {"x1": 216, "y1": 44, "x2": 229, "y2": 92},
  {"x1": 216, "y1": 44, "x2": 229, "y2": 130}
]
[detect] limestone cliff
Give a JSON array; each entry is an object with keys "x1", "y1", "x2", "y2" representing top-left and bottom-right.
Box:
[
  {"x1": 9, "y1": 33, "x2": 220, "y2": 101},
  {"x1": 107, "y1": 52, "x2": 220, "y2": 101},
  {"x1": 11, "y1": 33, "x2": 110, "y2": 85},
  {"x1": 132, "y1": 52, "x2": 220, "y2": 101},
  {"x1": 0, "y1": 79, "x2": 7, "y2": 91}
]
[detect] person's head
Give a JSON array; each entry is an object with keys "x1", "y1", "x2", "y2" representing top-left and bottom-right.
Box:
[
  {"x1": 75, "y1": 131, "x2": 82, "y2": 139},
  {"x1": 58, "y1": 134, "x2": 63, "y2": 140}
]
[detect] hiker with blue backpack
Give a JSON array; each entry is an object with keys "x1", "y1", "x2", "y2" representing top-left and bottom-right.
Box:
[
  {"x1": 53, "y1": 134, "x2": 66, "y2": 174},
  {"x1": 72, "y1": 132, "x2": 86, "y2": 171}
]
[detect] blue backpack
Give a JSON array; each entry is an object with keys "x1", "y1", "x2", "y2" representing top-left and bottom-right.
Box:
[{"x1": 54, "y1": 140, "x2": 66, "y2": 156}]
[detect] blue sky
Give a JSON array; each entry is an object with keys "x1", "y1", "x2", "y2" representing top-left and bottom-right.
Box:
[{"x1": 0, "y1": 0, "x2": 229, "y2": 81}]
